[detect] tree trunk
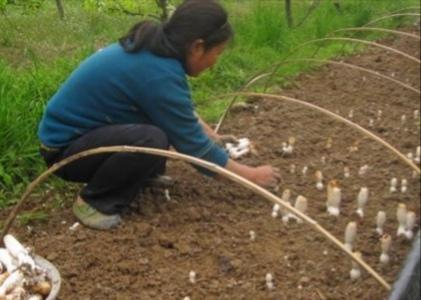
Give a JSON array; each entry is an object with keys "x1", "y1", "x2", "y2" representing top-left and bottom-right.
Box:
[
  {"x1": 285, "y1": 0, "x2": 293, "y2": 28},
  {"x1": 333, "y1": 0, "x2": 341, "y2": 13},
  {"x1": 156, "y1": 0, "x2": 169, "y2": 21},
  {"x1": 55, "y1": 0, "x2": 64, "y2": 19}
]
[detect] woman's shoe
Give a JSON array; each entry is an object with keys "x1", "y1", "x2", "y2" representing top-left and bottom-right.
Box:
[
  {"x1": 144, "y1": 175, "x2": 174, "y2": 188},
  {"x1": 72, "y1": 197, "x2": 121, "y2": 230}
]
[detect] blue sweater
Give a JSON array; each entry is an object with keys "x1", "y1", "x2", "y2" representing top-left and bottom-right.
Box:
[{"x1": 38, "y1": 43, "x2": 228, "y2": 170}]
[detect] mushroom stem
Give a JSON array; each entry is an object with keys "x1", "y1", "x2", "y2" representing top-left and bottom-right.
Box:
[
  {"x1": 356, "y1": 187, "x2": 369, "y2": 218},
  {"x1": 350, "y1": 251, "x2": 362, "y2": 281},
  {"x1": 390, "y1": 178, "x2": 398, "y2": 193},
  {"x1": 376, "y1": 211, "x2": 386, "y2": 236},
  {"x1": 327, "y1": 182, "x2": 341, "y2": 217},
  {"x1": 315, "y1": 171, "x2": 324, "y2": 190},
  {"x1": 404, "y1": 212, "x2": 416, "y2": 240},
  {"x1": 396, "y1": 204, "x2": 408, "y2": 237},
  {"x1": 266, "y1": 273, "x2": 274, "y2": 290},
  {"x1": 345, "y1": 222, "x2": 357, "y2": 252},
  {"x1": 380, "y1": 234, "x2": 392, "y2": 265}
]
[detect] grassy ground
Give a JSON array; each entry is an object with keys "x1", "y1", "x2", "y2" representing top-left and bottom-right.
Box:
[{"x1": 0, "y1": 0, "x2": 419, "y2": 207}]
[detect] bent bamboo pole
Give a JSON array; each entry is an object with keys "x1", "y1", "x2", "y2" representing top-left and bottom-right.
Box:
[
  {"x1": 364, "y1": 13, "x2": 421, "y2": 27},
  {"x1": 281, "y1": 58, "x2": 420, "y2": 94},
  {"x1": 263, "y1": 34, "x2": 420, "y2": 91},
  {"x1": 216, "y1": 58, "x2": 419, "y2": 132},
  {"x1": 389, "y1": 7, "x2": 420, "y2": 14},
  {"x1": 294, "y1": 37, "x2": 420, "y2": 64},
  {"x1": 334, "y1": 27, "x2": 420, "y2": 40},
  {"x1": 0, "y1": 146, "x2": 391, "y2": 290},
  {"x1": 215, "y1": 72, "x2": 271, "y2": 133},
  {"x1": 222, "y1": 92, "x2": 421, "y2": 174}
]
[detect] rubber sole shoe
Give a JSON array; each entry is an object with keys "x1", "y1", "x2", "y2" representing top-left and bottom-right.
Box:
[
  {"x1": 72, "y1": 197, "x2": 121, "y2": 230},
  {"x1": 145, "y1": 175, "x2": 175, "y2": 189}
]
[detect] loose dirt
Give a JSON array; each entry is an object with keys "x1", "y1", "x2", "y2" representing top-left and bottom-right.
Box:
[{"x1": 2, "y1": 29, "x2": 420, "y2": 300}]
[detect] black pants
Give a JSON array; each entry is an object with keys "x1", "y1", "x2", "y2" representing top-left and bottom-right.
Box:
[{"x1": 40, "y1": 124, "x2": 169, "y2": 215}]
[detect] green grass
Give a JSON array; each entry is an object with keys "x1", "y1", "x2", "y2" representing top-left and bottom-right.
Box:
[{"x1": 0, "y1": 0, "x2": 419, "y2": 207}]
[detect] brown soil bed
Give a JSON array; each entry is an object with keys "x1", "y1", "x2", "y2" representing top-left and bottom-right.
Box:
[{"x1": 3, "y1": 30, "x2": 421, "y2": 300}]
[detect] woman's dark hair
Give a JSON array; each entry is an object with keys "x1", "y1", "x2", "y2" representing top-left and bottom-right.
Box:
[{"x1": 119, "y1": 0, "x2": 233, "y2": 61}]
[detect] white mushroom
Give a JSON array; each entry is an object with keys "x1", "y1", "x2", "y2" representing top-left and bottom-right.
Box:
[
  {"x1": 404, "y1": 212, "x2": 416, "y2": 240},
  {"x1": 265, "y1": 273, "x2": 274, "y2": 290},
  {"x1": 350, "y1": 251, "x2": 362, "y2": 281},
  {"x1": 315, "y1": 171, "x2": 324, "y2": 190},
  {"x1": 293, "y1": 196, "x2": 307, "y2": 224},
  {"x1": 376, "y1": 211, "x2": 386, "y2": 236},
  {"x1": 271, "y1": 204, "x2": 280, "y2": 218},
  {"x1": 0, "y1": 249, "x2": 16, "y2": 273},
  {"x1": 327, "y1": 181, "x2": 341, "y2": 217},
  {"x1": 358, "y1": 165, "x2": 369, "y2": 177},
  {"x1": 302, "y1": 166, "x2": 308, "y2": 176},
  {"x1": 289, "y1": 164, "x2": 296, "y2": 174},
  {"x1": 415, "y1": 146, "x2": 420, "y2": 163},
  {"x1": 400, "y1": 179, "x2": 408, "y2": 193},
  {"x1": 249, "y1": 230, "x2": 256, "y2": 242},
  {"x1": 345, "y1": 222, "x2": 357, "y2": 252},
  {"x1": 326, "y1": 137, "x2": 333, "y2": 149},
  {"x1": 356, "y1": 187, "x2": 369, "y2": 218},
  {"x1": 396, "y1": 204, "x2": 407, "y2": 237},
  {"x1": 380, "y1": 234, "x2": 392, "y2": 265},
  {"x1": 344, "y1": 166, "x2": 350, "y2": 178},
  {"x1": 189, "y1": 271, "x2": 196, "y2": 284},
  {"x1": 401, "y1": 114, "x2": 407, "y2": 126},
  {"x1": 3, "y1": 235, "x2": 35, "y2": 270},
  {"x1": 389, "y1": 178, "x2": 398, "y2": 193},
  {"x1": 0, "y1": 270, "x2": 24, "y2": 297},
  {"x1": 281, "y1": 189, "x2": 291, "y2": 203}
]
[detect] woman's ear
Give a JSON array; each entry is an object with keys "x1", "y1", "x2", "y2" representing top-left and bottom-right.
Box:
[{"x1": 188, "y1": 39, "x2": 205, "y2": 58}]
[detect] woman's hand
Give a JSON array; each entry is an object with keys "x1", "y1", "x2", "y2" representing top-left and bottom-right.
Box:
[
  {"x1": 250, "y1": 165, "x2": 281, "y2": 188},
  {"x1": 214, "y1": 134, "x2": 238, "y2": 146},
  {"x1": 225, "y1": 160, "x2": 281, "y2": 189}
]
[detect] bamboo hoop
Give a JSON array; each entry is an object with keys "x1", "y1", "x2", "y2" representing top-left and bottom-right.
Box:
[
  {"x1": 334, "y1": 27, "x2": 420, "y2": 40},
  {"x1": 220, "y1": 92, "x2": 421, "y2": 174},
  {"x1": 277, "y1": 58, "x2": 420, "y2": 94},
  {"x1": 363, "y1": 13, "x2": 421, "y2": 28},
  {"x1": 293, "y1": 37, "x2": 420, "y2": 64},
  {"x1": 262, "y1": 33, "x2": 420, "y2": 91},
  {"x1": 389, "y1": 7, "x2": 420, "y2": 14},
  {"x1": 214, "y1": 72, "x2": 271, "y2": 133},
  {"x1": 216, "y1": 57, "x2": 420, "y2": 131},
  {"x1": 216, "y1": 58, "x2": 420, "y2": 134},
  {"x1": 0, "y1": 146, "x2": 391, "y2": 290}
]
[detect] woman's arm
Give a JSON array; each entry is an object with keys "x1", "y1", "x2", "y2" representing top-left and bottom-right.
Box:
[
  {"x1": 225, "y1": 159, "x2": 281, "y2": 188},
  {"x1": 195, "y1": 113, "x2": 238, "y2": 146},
  {"x1": 195, "y1": 113, "x2": 219, "y2": 141},
  {"x1": 195, "y1": 113, "x2": 281, "y2": 187}
]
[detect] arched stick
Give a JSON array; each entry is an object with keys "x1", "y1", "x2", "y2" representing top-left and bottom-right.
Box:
[
  {"x1": 334, "y1": 27, "x2": 420, "y2": 40},
  {"x1": 221, "y1": 92, "x2": 421, "y2": 174},
  {"x1": 363, "y1": 13, "x2": 421, "y2": 27},
  {"x1": 263, "y1": 33, "x2": 420, "y2": 91},
  {"x1": 280, "y1": 58, "x2": 420, "y2": 94},
  {"x1": 216, "y1": 58, "x2": 420, "y2": 133},
  {"x1": 0, "y1": 146, "x2": 391, "y2": 290},
  {"x1": 389, "y1": 7, "x2": 420, "y2": 14},
  {"x1": 291, "y1": 37, "x2": 420, "y2": 64},
  {"x1": 214, "y1": 72, "x2": 271, "y2": 133}
]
